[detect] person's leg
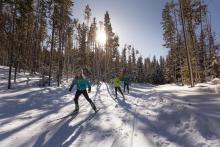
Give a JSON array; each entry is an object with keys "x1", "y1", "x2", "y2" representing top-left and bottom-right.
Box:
[
  {"x1": 118, "y1": 87, "x2": 124, "y2": 98},
  {"x1": 82, "y1": 90, "x2": 97, "y2": 111},
  {"x1": 124, "y1": 84, "x2": 126, "y2": 92},
  {"x1": 74, "y1": 90, "x2": 82, "y2": 111},
  {"x1": 115, "y1": 87, "x2": 118, "y2": 98},
  {"x1": 127, "y1": 84, "x2": 129, "y2": 94}
]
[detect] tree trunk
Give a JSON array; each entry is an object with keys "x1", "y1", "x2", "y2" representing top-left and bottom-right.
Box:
[
  {"x1": 179, "y1": 0, "x2": 194, "y2": 87},
  {"x1": 49, "y1": 19, "x2": 55, "y2": 86},
  {"x1": 8, "y1": 3, "x2": 16, "y2": 89},
  {"x1": 14, "y1": 62, "x2": 17, "y2": 83}
]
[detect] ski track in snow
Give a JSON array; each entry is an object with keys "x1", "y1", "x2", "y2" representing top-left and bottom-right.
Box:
[{"x1": 1, "y1": 66, "x2": 220, "y2": 147}]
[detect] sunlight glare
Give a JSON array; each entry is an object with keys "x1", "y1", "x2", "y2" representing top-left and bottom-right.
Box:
[{"x1": 96, "y1": 29, "x2": 107, "y2": 45}]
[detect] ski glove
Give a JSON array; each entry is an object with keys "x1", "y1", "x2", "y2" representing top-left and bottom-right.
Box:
[
  {"x1": 88, "y1": 87, "x2": 91, "y2": 93},
  {"x1": 69, "y1": 85, "x2": 73, "y2": 91}
]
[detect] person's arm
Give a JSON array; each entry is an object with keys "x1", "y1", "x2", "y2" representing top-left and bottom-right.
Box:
[
  {"x1": 69, "y1": 80, "x2": 75, "y2": 91},
  {"x1": 87, "y1": 80, "x2": 91, "y2": 92}
]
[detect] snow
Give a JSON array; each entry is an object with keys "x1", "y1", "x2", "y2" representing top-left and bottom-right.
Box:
[{"x1": 1, "y1": 66, "x2": 220, "y2": 147}]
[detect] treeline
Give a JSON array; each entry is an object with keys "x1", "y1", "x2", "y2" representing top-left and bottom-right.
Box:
[
  {"x1": 0, "y1": 0, "x2": 166, "y2": 89},
  {"x1": 2, "y1": 0, "x2": 218, "y2": 89},
  {"x1": 120, "y1": 45, "x2": 166, "y2": 84},
  {"x1": 162, "y1": 0, "x2": 220, "y2": 87},
  {"x1": 1, "y1": 0, "x2": 75, "y2": 88}
]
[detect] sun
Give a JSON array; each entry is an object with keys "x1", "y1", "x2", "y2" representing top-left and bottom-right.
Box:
[{"x1": 96, "y1": 29, "x2": 107, "y2": 45}]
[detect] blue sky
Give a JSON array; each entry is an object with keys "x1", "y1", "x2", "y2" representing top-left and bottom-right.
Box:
[{"x1": 73, "y1": 0, "x2": 220, "y2": 59}]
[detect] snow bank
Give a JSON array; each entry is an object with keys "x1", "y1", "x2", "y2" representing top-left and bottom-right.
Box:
[{"x1": 153, "y1": 79, "x2": 220, "y2": 146}]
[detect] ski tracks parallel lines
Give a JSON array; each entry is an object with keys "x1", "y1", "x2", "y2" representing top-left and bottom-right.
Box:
[
  {"x1": 129, "y1": 92, "x2": 142, "y2": 147},
  {"x1": 130, "y1": 107, "x2": 137, "y2": 147},
  {"x1": 128, "y1": 87, "x2": 157, "y2": 147}
]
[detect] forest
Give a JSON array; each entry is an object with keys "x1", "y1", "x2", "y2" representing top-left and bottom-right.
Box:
[{"x1": 0, "y1": 0, "x2": 219, "y2": 89}]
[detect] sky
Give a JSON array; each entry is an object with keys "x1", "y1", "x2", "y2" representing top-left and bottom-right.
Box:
[{"x1": 73, "y1": 0, "x2": 220, "y2": 59}]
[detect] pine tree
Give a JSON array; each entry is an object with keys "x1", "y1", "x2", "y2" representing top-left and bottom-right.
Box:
[
  {"x1": 77, "y1": 23, "x2": 88, "y2": 67},
  {"x1": 121, "y1": 45, "x2": 127, "y2": 73},
  {"x1": 137, "y1": 56, "x2": 144, "y2": 82},
  {"x1": 161, "y1": 0, "x2": 218, "y2": 86},
  {"x1": 104, "y1": 11, "x2": 114, "y2": 79}
]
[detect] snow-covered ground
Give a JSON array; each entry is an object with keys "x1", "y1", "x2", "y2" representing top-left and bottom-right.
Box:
[{"x1": 0, "y1": 66, "x2": 220, "y2": 147}]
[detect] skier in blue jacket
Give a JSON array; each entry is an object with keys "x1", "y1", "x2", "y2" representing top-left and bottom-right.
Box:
[
  {"x1": 69, "y1": 72, "x2": 97, "y2": 112},
  {"x1": 122, "y1": 75, "x2": 130, "y2": 94}
]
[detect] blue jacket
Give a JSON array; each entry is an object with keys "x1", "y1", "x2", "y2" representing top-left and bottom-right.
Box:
[
  {"x1": 123, "y1": 76, "x2": 130, "y2": 84},
  {"x1": 69, "y1": 79, "x2": 91, "y2": 91}
]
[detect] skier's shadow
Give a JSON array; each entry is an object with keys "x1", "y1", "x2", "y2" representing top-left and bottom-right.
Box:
[
  {"x1": 0, "y1": 87, "x2": 72, "y2": 142},
  {"x1": 115, "y1": 98, "x2": 132, "y2": 110},
  {"x1": 33, "y1": 112, "x2": 97, "y2": 147},
  {"x1": 105, "y1": 82, "x2": 132, "y2": 109}
]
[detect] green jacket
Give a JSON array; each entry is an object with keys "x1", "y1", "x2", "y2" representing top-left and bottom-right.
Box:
[
  {"x1": 69, "y1": 79, "x2": 91, "y2": 91},
  {"x1": 111, "y1": 77, "x2": 121, "y2": 87}
]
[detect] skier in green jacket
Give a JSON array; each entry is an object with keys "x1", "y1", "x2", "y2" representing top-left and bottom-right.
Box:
[
  {"x1": 111, "y1": 75, "x2": 125, "y2": 99},
  {"x1": 69, "y1": 72, "x2": 97, "y2": 112}
]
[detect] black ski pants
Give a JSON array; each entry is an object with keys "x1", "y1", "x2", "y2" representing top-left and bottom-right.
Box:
[
  {"x1": 115, "y1": 87, "x2": 124, "y2": 97},
  {"x1": 74, "y1": 90, "x2": 96, "y2": 110},
  {"x1": 124, "y1": 83, "x2": 129, "y2": 93}
]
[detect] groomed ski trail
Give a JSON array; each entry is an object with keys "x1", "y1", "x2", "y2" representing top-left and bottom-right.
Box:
[{"x1": 1, "y1": 73, "x2": 220, "y2": 147}]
